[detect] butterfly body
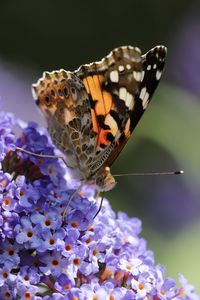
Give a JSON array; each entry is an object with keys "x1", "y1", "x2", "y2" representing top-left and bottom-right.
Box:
[{"x1": 32, "y1": 45, "x2": 167, "y2": 191}]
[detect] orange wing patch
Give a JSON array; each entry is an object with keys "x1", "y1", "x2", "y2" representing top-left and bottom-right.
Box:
[
  {"x1": 98, "y1": 130, "x2": 110, "y2": 146},
  {"x1": 83, "y1": 75, "x2": 114, "y2": 148},
  {"x1": 91, "y1": 109, "x2": 99, "y2": 133},
  {"x1": 83, "y1": 75, "x2": 112, "y2": 115}
]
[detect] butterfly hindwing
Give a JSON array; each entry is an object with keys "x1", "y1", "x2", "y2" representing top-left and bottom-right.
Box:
[{"x1": 32, "y1": 70, "x2": 98, "y2": 178}]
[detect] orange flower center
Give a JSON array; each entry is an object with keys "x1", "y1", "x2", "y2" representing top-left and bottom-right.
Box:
[
  {"x1": 65, "y1": 244, "x2": 72, "y2": 251},
  {"x1": 3, "y1": 272, "x2": 8, "y2": 279},
  {"x1": 20, "y1": 191, "x2": 25, "y2": 197},
  {"x1": 138, "y1": 283, "x2": 144, "y2": 290},
  {"x1": 71, "y1": 221, "x2": 78, "y2": 228},
  {"x1": 49, "y1": 239, "x2": 55, "y2": 245},
  {"x1": 26, "y1": 231, "x2": 33, "y2": 238},
  {"x1": 8, "y1": 249, "x2": 14, "y2": 256},
  {"x1": 73, "y1": 258, "x2": 80, "y2": 265},
  {"x1": 51, "y1": 259, "x2": 59, "y2": 266},
  {"x1": 24, "y1": 293, "x2": 32, "y2": 299},
  {"x1": 45, "y1": 219, "x2": 51, "y2": 226},
  {"x1": 1, "y1": 180, "x2": 7, "y2": 187},
  {"x1": 4, "y1": 198, "x2": 11, "y2": 205}
]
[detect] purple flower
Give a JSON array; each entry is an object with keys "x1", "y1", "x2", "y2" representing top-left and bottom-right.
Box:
[
  {"x1": 54, "y1": 273, "x2": 75, "y2": 293},
  {"x1": 0, "y1": 240, "x2": 21, "y2": 268},
  {"x1": 15, "y1": 217, "x2": 42, "y2": 249},
  {"x1": 0, "y1": 284, "x2": 14, "y2": 300},
  {"x1": 178, "y1": 274, "x2": 200, "y2": 300},
  {"x1": 0, "y1": 171, "x2": 12, "y2": 192},
  {"x1": 0, "y1": 112, "x2": 199, "y2": 299},
  {"x1": 39, "y1": 251, "x2": 68, "y2": 277},
  {"x1": 15, "y1": 175, "x2": 40, "y2": 209},
  {"x1": 0, "y1": 265, "x2": 16, "y2": 287},
  {"x1": 39, "y1": 228, "x2": 66, "y2": 252},
  {"x1": 31, "y1": 209, "x2": 62, "y2": 231},
  {"x1": 0, "y1": 112, "x2": 16, "y2": 162},
  {"x1": 16, "y1": 284, "x2": 40, "y2": 300},
  {"x1": 17, "y1": 266, "x2": 40, "y2": 286},
  {"x1": 1, "y1": 211, "x2": 20, "y2": 239},
  {"x1": 1, "y1": 189, "x2": 16, "y2": 211}
]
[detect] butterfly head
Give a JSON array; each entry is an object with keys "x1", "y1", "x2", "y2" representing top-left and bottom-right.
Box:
[
  {"x1": 32, "y1": 69, "x2": 87, "y2": 119},
  {"x1": 94, "y1": 166, "x2": 116, "y2": 192}
]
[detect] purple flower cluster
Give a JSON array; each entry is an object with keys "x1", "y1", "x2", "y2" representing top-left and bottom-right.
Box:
[{"x1": 0, "y1": 112, "x2": 199, "y2": 300}]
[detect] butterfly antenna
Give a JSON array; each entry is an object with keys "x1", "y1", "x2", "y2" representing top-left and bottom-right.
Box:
[
  {"x1": 113, "y1": 170, "x2": 184, "y2": 177},
  {"x1": 93, "y1": 193, "x2": 105, "y2": 219},
  {"x1": 16, "y1": 146, "x2": 67, "y2": 165}
]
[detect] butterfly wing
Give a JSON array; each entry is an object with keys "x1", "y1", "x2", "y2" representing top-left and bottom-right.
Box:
[
  {"x1": 32, "y1": 46, "x2": 166, "y2": 181},
  {"x1": 32, "y1": 70, "x2": 98, "y2": 179},
  {"x1": 75, "y1": 45, "x2": 167, "y2": 172}
]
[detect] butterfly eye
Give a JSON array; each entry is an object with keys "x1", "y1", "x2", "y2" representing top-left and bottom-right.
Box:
[
  {"x1": 96, "y1": 176, "x2": 104, "y2": 187},
  {"x1": 71, "y1": 87, "x2": 78, "y2": 101}
]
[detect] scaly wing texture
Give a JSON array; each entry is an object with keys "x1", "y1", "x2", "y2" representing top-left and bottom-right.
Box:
[
  {"x1": 32, "y1": 70, "x2": 96, "y2": 179},
  {"x1": 75, "y1": 45, "x2": 167, "y2": 172},
  {"x1": 32, "y1": 46, "x2": 166, "y2": 180}
]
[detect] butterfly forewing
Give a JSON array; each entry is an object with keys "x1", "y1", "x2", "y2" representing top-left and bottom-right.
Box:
[{"x1": 75, "y1": 45, "x2": 167, "y2": 171}]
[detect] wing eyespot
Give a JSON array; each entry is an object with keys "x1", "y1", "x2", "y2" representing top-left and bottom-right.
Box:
[
  {"x1": 63, "y1": 87, "x2": 69, "y2": 98},
  {"x1": 51, "y1": 89, "x2": 55, "y2": 97},
  {"x1": 44, "y1": 96, "x2": 52, "y2": 106},
  {"x1": 58, "y1": 89, "x2": 63, "y2": 96},
  {"x1": 71, "y1": 87, "x2": 78, "y2": 100}
]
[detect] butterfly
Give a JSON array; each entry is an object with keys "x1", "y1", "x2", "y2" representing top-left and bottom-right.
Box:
[{"x1": 32, "y1": 45, "x2": 167, "y2": 192}]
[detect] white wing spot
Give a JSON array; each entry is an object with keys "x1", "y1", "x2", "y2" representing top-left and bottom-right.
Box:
[
  {"x1": 105, "y1": 114, "x2": 118, "y2": 136},
  {"x1": 140, "y1": 87, "x2": 146, "y2": 101},
  {"x1": 147, "y1": 65, "x2": 151, "y2": 71},
  {"x1": 110, "y1": 70, "x2": 119, "y2": 82},
  {"x1": 119, "y1": 87, "x2": 134, "y2": 109},
  {"x1": 156, "y1": 70, "x2": 162, "y2": 80},
  {"x1": 133, "y1": 71, "x2": 141, "y2": 82},
  {"x1": 124, "y1": 118, "x2": 131, "y2": 136},
  {"x1": 126, "y1": 92, "x2": 134, "y2": 110},
  {"x1": 143, "y1": 92, "x2": 149, "y2": 109},
  {"x1": 153, "y1": 64, "x2": 157, "y2": 69},
  {"x1": 141, "y1": 71, "x2": 145, "y2": 81},
  {"x1": 118, "y1": 65, "x2": 125, "y2": 72},
  {"x1": 140, "y1": 87, "x2": 149, "y2": 109},
  {"x1": 119, "y1": 87, "x2": 127, "y2": 101},
  {"x1": 135, "y1": 47, "x2": 141, "y2": 53},
  {"x1": 32, "y1": 87, "x2": 37, "y2": 100},
  {"x1": 126, "y1": 64, "x2": 131, "y2": 70}
]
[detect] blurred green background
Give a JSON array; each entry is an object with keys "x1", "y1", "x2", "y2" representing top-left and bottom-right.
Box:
[{"x1": 0, "y1": 0, "x2": 200, "y2": 292}]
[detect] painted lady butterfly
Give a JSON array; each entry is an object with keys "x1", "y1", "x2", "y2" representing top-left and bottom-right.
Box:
[{"x1": 32, "y1": 45, "x2": 167, "y2": 192}]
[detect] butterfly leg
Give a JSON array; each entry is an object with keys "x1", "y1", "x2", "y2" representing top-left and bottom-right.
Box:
[
  {"x1": 16, "y1": 146, "x2": 67, "y2": 165},
  {"x1": 62, "y1": 182, "x2": 86, "y2": 222},
  {"x1": 93, "y1": 193, "x2": 104, "y2": 219}
]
